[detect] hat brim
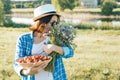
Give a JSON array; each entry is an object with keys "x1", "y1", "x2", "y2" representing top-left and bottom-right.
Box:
[{"x1": 33, "y1": 13, "x2": 60, "y2": 22}]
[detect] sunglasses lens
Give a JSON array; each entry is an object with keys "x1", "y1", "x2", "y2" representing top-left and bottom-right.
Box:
[{"x1": 51, "y1": 21, "x2": 58, "y2": 26}]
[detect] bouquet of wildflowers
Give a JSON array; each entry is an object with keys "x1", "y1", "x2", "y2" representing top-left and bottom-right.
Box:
[{"x1": 44, "y1": 22, "x2": 76, "y2": 72}]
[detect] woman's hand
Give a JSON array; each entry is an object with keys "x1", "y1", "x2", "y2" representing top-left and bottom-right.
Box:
[
  {"x1": 43, "y1": 44, "x2": 55, "y2": 54},
  {"x1": 21, "y1": 62, "x2": 48, "y2": 75},
  {"x1": 43, "y1": 44, "x2": 64, "y2": 55}
]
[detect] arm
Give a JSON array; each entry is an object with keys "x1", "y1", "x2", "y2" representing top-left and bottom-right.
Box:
[
  {"x1": 51, "y1": 45, "x2": 74, "y2": 58},
  {"x1": 13, "y1": 35, "x2": 26, "y2": 76},
  {"x1": 43, "y1": 44, "x2": 74, "y2": 58},
  {"x1": 20, "y1": 62, "x2": 48, "y2": 75},
  {"x1": 52, "y1": 45, "x2": 74, "y2": 58},
  {"x1": 14, "y1": 35, "x2": 49, "y2": 76}
]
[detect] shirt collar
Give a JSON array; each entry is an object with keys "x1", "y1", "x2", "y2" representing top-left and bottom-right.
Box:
[{"x1": 30, "y1": 31, "x2": 34, "y2": 39}]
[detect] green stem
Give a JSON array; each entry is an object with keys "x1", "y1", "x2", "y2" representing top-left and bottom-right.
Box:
[{"x1": 44, "y1": 52, "x2": 60, "y2": 72}]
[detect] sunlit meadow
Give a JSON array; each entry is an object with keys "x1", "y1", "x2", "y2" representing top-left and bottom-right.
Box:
[{"x1": 0, "y1": 27, "x2": 120, "y2": 80}]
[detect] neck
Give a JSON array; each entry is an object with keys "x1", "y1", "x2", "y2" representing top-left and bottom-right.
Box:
[{"x1": 34, "y1": 31, "x2": 43, "y2": 38}]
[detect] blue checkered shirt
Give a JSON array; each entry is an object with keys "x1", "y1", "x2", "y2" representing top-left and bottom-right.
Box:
[{"x1": 14, "y1": 32, "x2": 74, "y2": 80}]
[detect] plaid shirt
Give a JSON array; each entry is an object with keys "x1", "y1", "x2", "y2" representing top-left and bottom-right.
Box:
[{"x1": 14, "y1": 32, "x2": 74, "y2": 80}]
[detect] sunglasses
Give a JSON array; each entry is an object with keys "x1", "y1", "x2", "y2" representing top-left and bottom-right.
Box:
[{"x1": 50, "y1": 21, "x2": 58, "y2": 26}]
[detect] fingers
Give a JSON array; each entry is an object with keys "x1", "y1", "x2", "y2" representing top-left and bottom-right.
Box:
[
  {"x1": 37, "y1": 62, "x2": 48, "y2": 71},
  {"x1": 24, "y1": 62, "x2": 49, "y2": 75},
  {"x1": 31, "y1": 62, "x2": 47, "y2": 69},
  {"x1": 43, "y1": 44, "x2": 54, "y2": 54},
  {"x1": 28, "y1": 66, "x2": 40, "y2": 75},
  {"x1": 43, "y1": 48, "x2": 51, "y2": 54}
]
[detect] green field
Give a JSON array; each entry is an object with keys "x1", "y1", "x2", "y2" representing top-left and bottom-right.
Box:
[{"x1": 0, "y1": 27, "x2": 120, "y2": 80}]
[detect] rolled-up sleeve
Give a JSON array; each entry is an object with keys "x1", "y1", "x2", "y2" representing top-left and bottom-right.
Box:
[
  {"x1": 61, "y1": 46, "x2": 74, "y2": 58},
  {"x1": 14, "y1": 61, "x2": 23, "y2": 76}
]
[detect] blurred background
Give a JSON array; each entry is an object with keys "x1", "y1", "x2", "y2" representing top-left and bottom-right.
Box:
[{"x1": 0, "y1": 0, "x2": 120, "y2": 80}]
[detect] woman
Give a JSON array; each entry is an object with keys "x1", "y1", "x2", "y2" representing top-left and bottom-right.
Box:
[{"x1": 14, "y1": 4, "x2": 74, "y2": 80}]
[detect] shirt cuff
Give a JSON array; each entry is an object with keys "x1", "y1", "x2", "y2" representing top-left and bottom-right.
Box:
[
  {"x1": 14, "y1": 61, "x2": 26, "y2": 77},
  {"x1": 61, "y1": 46, "x2": 74, "y2": 58}
]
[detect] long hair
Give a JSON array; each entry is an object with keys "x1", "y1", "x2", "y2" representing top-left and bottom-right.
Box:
[{"x1": 29, "y1": 15, "x2": 60, "y2": 33}]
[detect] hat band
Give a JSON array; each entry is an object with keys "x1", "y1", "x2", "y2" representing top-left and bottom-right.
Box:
[
  {"x1": 33, "y1": 11, "x2": 60, "y2": 21},
  {"x1": 44, "y1": 11, "x2": 57, "y2": 14}
]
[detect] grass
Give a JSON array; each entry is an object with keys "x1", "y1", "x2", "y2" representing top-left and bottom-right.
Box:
[
  {"x1": 65, "y1": 30, "x2": 120, "y2": 80},
  {"x1": 0, "y1": 27, "x2": 120, "y2": 80},
  {"x1": 0, "y1": 27, "x2": 28, "y2": 80},
  {"x1": 74, "y1": 22, "x2": 120, "y2": 30}
]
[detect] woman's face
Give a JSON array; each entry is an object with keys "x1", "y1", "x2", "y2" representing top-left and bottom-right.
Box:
[{"x1": 43, "y1": 15, "x2": 58, "y2": 33}]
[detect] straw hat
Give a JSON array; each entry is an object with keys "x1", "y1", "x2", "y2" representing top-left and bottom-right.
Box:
[{"x1": 33, "y1": 4, "x2": 60, "y2": 21}]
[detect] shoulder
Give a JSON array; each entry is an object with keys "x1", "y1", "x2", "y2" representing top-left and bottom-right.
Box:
[{"x1": 18, "y1": 32, "x2": 32, "y2": 41}]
